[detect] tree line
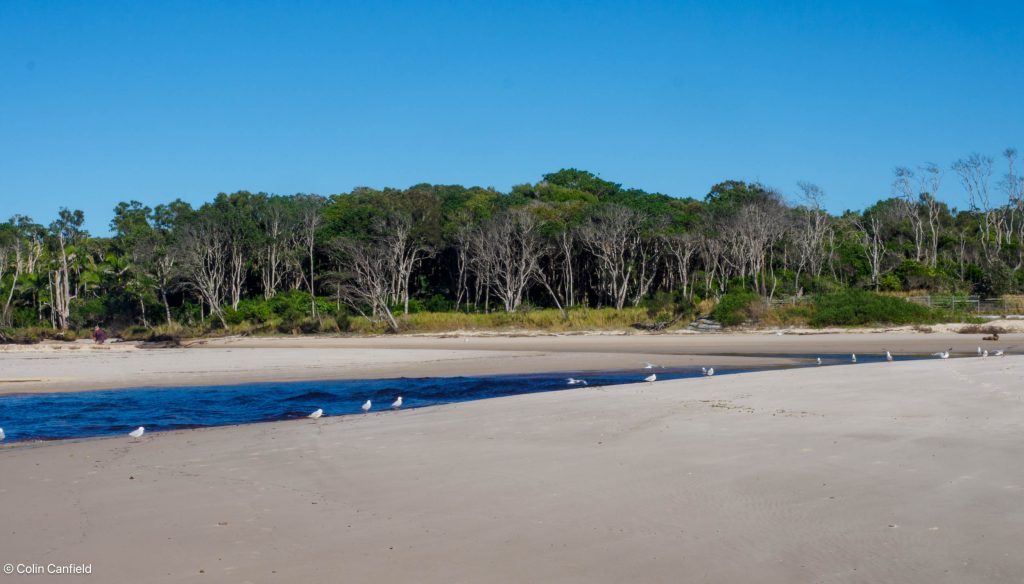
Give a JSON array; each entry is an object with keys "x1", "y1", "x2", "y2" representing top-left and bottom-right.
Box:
[{"x1": 2, "y1": 152, "x2": 1023, "y2": 334}]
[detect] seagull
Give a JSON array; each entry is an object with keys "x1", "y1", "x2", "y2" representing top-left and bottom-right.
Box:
[
  {"x1": 0, "y1": 427, "x2": 5, "y2": 441},
  {"x1": 932, "y1": 348, "x2": 951, "y2": 359},
  {"x1": 643, "y1": 362, "x2": 658, "y2": 369},
  {"x1": 308, "y1": 408, "x2": 323, "y2": 419},
  {"x1": 129, "y1": 426, "x2": 145, "y2": 440},
  {"x1": 361, "y1": 400, "x2": 372, "y2": 413},
  {"x1": 982, "y1": 350, "x2": 989, "y2": 358},
  {"x1": 700, "y1": 367, "x2": 707, "y2": 376},
  {"x1": 705, "y1": 367, "x2": 715, "y2": 377},
  {"x1": 391, "y1": 396, "x2": 403, "y2": 409},
  {"x1": 566, "y1": 378, "x2": 588, "y2": 386},
  {"x1": 885, "y1": 350, "x2": 893, "y2": 362},
  {"x1": 977, "y1": 346, "x2": 982, "y2": 356},
  {"x1": 644, "y1": 374, "x2": 657, "y2": 382},
  {"x1": 993, "y1": 349, "x2": 1005, "y2": 356},
  {"x1": 816, "y1": 357, "x2": 822, "y2": 365},
  {"x1": 851, "y1": 353, "x2": 857, "y2": 363},
  {"x1": 775, "y1": 331, "x2": 783, "y2": 336}
]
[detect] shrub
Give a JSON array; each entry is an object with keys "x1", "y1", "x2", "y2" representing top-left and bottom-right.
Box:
[
  {"x1": 712, "y1": 290, "x2": 760, "y2": 326},
  {"x1": 809, "y1": 289, "x2": 945, "y2": 327},
  {"x1": 763, "y1": 304, "x2": 813, "y2": 327}
]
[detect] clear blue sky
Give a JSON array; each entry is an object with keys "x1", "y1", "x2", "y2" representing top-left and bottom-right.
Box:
[{"x1": 2, "y1": 0, "x2": 1022, "y2": 234}]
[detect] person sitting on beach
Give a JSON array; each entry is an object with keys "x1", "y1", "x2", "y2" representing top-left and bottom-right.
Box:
[{"x1": 91, "y1": 325, "x2": 108, "y2": 345}]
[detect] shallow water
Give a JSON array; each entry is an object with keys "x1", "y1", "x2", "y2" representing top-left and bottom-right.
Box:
[{"x1": 0, "y1": 353, "x2": 930, "y2": 443}]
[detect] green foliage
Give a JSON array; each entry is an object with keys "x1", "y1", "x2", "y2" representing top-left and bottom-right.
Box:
[
  {"x1": 641, "y1": 290, "x2": 691, "y2": 319},
  {"x1": 223, "y1": 291, "x2": 343, "y2": 330},
  {"x1": 809, "y1": 290, "x2": 945, "y2": 327},
  {"x1": 4, "y1": 165, "x2": 1024, "y2": 339},
  {"x1": 712, "y1": 291, "x2": 760, "y2": 326}
]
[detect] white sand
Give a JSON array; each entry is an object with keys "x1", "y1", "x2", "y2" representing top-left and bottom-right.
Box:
[{"x1": 1, "y1": 354, "x2": 1023, "y2": 582}]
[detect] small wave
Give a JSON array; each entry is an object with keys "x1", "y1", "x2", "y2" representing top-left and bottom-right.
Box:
[{"x1": 282, "y1": 390, "x2": 337, "y2": 402}]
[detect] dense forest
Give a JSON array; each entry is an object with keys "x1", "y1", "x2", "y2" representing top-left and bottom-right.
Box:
[{"x1": 2, "y1": 149, "x2": 1023, "y2": 338}]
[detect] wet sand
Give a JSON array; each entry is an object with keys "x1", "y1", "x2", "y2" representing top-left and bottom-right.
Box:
[{"x1": 1, "y1": 355, "x2": 1022, "y2": 583}]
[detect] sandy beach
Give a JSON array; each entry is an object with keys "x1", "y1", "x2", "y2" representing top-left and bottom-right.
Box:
[{"x1": 1, "y1": 339, "x2": 1023, "y2": 582}]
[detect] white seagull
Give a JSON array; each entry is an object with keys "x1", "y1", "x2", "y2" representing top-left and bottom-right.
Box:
[
  {"x1": 361, "y1": 400, "x2": 372, "y2": 413},
  {"x1": 816, "y1": 357, "x2": 822, "y2": 365},
  {"x1": 977, "y1": 346, "x2": 982, "y2": 356},
  {"x1": 129, "y1": 426, "x2": 145, "y2": 440},
  {"x1": 885, "y1": 350, "x2": 893, "y2": 362},
  {"x1": 308, "y1": 408, "x2": 323, "y2": 419},
  {"x1": 993, "y1": 349, "x2": 1005, "y2": 357},
  {"x1": 566, "y1": 378, "x2": 588, "y2": 386},
  {"x1": 851, "y1": 353, "x2": 857, "y2": 363},
  {"x1": 643, "y1": 362, "x2": 658, "y2": 369},
  {"x1": 700, "y1": 367, "x2": 707, "y2": 376},
  {"x1": 982, "y1": 350, "x2": 989, "y2": 357},
  {"x1": 644, "y1": 374, "x2": 657, "y2": 382},
  {"x1": 391, "y1": 396, "x2": 403, "y2": 409},
  {"x1": 932, "y1": 348, "x2": 951, "y2": 359},
  {"x1": 0, "y1": 427, "x2": 5, "y2": 441},
  {"x1": 705, "y1": 367, "x2": 715, "y2": 377}
]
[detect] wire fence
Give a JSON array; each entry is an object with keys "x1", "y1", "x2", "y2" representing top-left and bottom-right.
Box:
[
  {"x1": 766, "y1": 294, "x2": 1024, "y2": 315},
  {"x1": 904, "y1": 295, "x2": 1024, "y2": 314}
]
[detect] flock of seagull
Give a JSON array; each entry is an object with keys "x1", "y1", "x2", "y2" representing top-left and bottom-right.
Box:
[
  {"x1": 80, "y1": 394, "x2": 406, "y2": 443},
  {"x1": 558, "y1": 343, "x2": 1012, "y2": 392},
  {"x1": 0, "y1": 345, "x2": 1012, "y2": 444}
]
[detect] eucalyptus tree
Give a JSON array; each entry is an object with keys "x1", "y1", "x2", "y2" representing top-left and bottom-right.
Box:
[
  {"x1": 329, "y1": 237, "x2": 400, "y2": 333},
  {"x1": 1000, "y1": 148, "x2": 1024, "y2": 268},
  {"x1": 892, "y1": 168, "x2": 927, "y2": 263},
  {"x1": 177, "y1": 214, "x2": 230, "y2": 328},
  {"x1": 294, "y1": 194, "x2": 326, "y2": 318},
  {"x1": 850, "y1": 206, "x2": 895, "y2": 291},
  {"x1": 47, "y1": 208, "x2": 87, "y2": 330},
  {"x1": 379, "y1": 213, "x2": 434, "y2": 315},
  {"x1": 578, "y1": 204, "x2": 649, "y2": 310},
  {"x1": 791, "y1": 182, "x2": 832, "y2": 287},
  {"x1": 953, "y1": 154, "x2": 999, "y2": 264},
  {"x1": 662, "y1": 231, "x2": 697, "y2": 300},
  {"x1": 252, "y1": 195, "x2": 296, "y2": 299},
  {"x1": 467, "y1": 208, "x2": 544, "y2": 313}
]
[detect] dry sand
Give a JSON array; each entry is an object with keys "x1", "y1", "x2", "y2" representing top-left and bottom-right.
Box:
[
  {"x1": 0, "y1": 331, "x2": 1018, "y2": 394},
  {"x1": 1, "y1": 353, "x2": 1024, "y2": 583}
]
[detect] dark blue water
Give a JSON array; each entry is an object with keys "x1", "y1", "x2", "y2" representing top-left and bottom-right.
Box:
[{"x1": 0, "y1": 353, "x2": 929, "y2": 443}]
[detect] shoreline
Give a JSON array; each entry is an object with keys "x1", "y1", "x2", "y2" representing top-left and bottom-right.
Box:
[{"x1": 1, "y1": 330, "x2": 1019, "y2": 394}]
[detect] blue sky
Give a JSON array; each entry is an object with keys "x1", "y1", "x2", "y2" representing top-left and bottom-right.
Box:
[{"x1": 1, "y1": 0, "x2": 1022, "y2": 234}]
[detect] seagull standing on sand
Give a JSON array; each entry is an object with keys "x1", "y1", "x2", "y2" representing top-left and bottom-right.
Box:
[
  {"x1": 308, "y1": 408, "x2": 323, "y2": 419},
  {"x1": 982, "y1": 350, "x2": 989, "y2": 358},
  {"x1": 391, "y1": 396, "x2": 403, "y2": 409},
  {"x1": 0, "y1": 427, "x2": 5, "y2": 441},
  {"x1": 129, "y1": 426, "x2": 145, "y2": 440},
  {"x1": 705, "y1": 367, "x2": 715, "y2": 377},
  {"x1": 644, "y1": 374, "x2": 657, "y2": 382},
  {"x1": 566, "y1": 378, "x2": 587, "y2": 386},
  {"x1": 885, "y1": 350, "x2": 893, "y2": 362},
  {"x1": 978, "y1": 346, "x2": 982, "y2": 356},
  {"x1": 851, "y1": 353, "x2": 857, "y2": 363},
  {"x1": 643, "y1": 362, "x2": 658, "y2": 369},
  {"x1": 933, "y1": 348, "x2": 951, "y2": 359},
  {"x1": 700, "y1": 367, "x2": 707, "y2": 376},
  {"x1": 361, "y1": 400, "x2": 372, "y2": 413},
  {"x1": 816, "y1": 357, "x2": 822, "y2": 365},
  {"x1": 994, "y1": 349, "x2": 1005, "y2": 356}
]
